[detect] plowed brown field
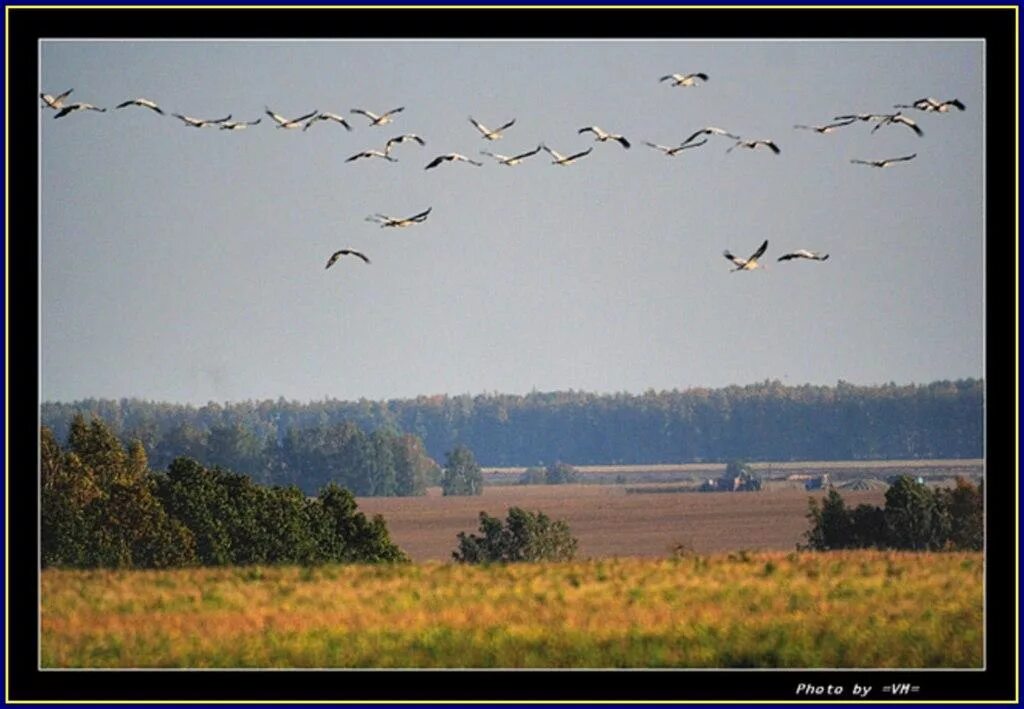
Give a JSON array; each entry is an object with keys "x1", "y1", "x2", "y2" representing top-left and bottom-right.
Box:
[{"x1": 357, "y1": 486, "x2": 888, "y2": 562}]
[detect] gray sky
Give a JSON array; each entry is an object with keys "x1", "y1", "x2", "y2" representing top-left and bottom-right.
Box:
[{"x1": 40, "y1": 39, "x2": 983, "y2": 405}]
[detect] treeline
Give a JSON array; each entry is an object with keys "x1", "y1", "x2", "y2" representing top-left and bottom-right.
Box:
[
  {"x1": 41, "y1": 379, "x2": 983, "y2": 477},
  {"x1": 802, "y1": 476, "x2": 983, "y2": 551},
  {"x1": 42, "y1": 416, "x2": 407, "y2": 568}
]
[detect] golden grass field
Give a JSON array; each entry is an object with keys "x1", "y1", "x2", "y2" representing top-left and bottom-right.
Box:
[
  {"x1": 42, "y1": 551, "x2": 983, "y2": 668},
  {"x1": 356, "y1": 485, "x2": 890, "y2": 561}
]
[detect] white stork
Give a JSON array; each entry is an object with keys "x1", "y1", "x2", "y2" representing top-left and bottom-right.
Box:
[
  {"x1": 351, "y1": 106, "x2": 404, "y2": 127},
  {"x1": 659, "y1": 72, "x2": 709, "y2": 87},
  {"x1": 365, "y1": 207, "x2": 432, "y2": 228},
  {"x1": 469, "y1": 116, "x2": 516, "y2": 140},
  {"x1": 424, "y1": 153, "x2": 483, "y2": 170},
  {"x1": 777, "y1": 250, "x2": 829, "y2": 262},
  {"x1": 833, "y1": 112, "x2": 892, "y2": 125},
  {"x1": 643, "y1": 138, "x2": 708, "y2": 156},
  {"x1": 850, "y1": 153, "x2": 917, "y2": 168},
  {"x1": 346, "y1": 148, "x2": 397, "y2": 163},
  {"x1": 303, "y1": 112, "x2": 353, "y2": 132},
  {"x1": 870, "y1": 112, "x2": 923, "y2": 137},
  {"x1": 793, "y1": 118, "x2": 855, "y2": 134},
  {"x1": 480, "y1": 145, "x2": 543, "y2": 166},
  {"x1": 115, "y1": 98, "x2": 164, "y2": 115},
  {"x1": 265, "y1": 107, "x2": 318, "y2": 129},
  {"x1": 40, "y1": 88, "x2": 73, "y2": 110},
  {"x1": 578, "y1": 126, "x2": 630, "y2": 149},
  {"x1": 681, "y1": 126, "x2": 741, "y2": 146},
  {"x1": 540, "y1": 144, "x2": 593, "y2": 166},
  {"x1": 895, "y1": 97, "x2": 966, "y2": 113},
  {"x1": 172, "y1": 112, "x2": 231, "y2": 128},
  {"x1": 219, "y1": 118, "x2": 262, "y2": 131},
  {"x1": 325, "y1": 249, "x2": 371, "y2": 269},
  {"x1": 724, "y1": 240, "x2": 769, "y2": 272},
  {"x1": 727, "y1": 139, "x2": 780, "y2": 155},
  {"x1": 53, "y1": 102, "x2": 107, "y2": 119},
  {"x1": 384, "y1": 134, "x2": 426, "y2": 153}
]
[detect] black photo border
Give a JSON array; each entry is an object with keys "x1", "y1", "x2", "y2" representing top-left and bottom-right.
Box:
[{"x1": 6, "y1": 4, "x2": 1018, "y2": 704}]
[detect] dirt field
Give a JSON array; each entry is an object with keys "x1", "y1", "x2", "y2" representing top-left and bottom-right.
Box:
[{"x1": 356, "y1": 485, "x2": 889, "y2": 562}]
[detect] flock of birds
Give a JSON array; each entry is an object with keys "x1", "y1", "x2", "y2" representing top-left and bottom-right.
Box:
[{"x1": 41, "y1": 78, "x2": 967, "y2": 274}]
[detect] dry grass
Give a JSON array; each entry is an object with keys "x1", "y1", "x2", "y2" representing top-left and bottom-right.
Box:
[{"x1": 41, "y1": 551, "x2": 983, "y2": 668}]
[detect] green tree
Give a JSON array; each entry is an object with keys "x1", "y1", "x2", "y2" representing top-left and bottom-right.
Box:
[
  {"x1": 848, "y1": 503, "x2": 886, "y2": 549},
  {"x1": 545, "y1": 461, "x2": 579, "y2": 485},
  {"x1": 884, "y1": 475, "x2": 940, "y2": 550},
  {"x1": 392, "y1": 433, "x2": 436, "y2": 496},
  {"x1": 154, "y1": 457, "x2": 235, "y2": 565},
  {"x1": 308, "y1": 483, "x2": 408, "y2": 563},
  {"x1": 935, "y1": 477, "x2": 983, "y2": 550},
  {"x1": 453, "y1": 507, "x2": 578, "y2": 563},
  {"x1": 43, "y1": 422, "x2": 195, "y2": 569},
  {"x1": 800, "y1": 488, "x2": 852, "y2": 550},
  {"x1": 441, "y1": 445, "x2": 483, "y2": 496}
]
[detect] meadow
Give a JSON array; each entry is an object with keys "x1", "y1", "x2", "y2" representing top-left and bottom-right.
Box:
[{"x1": 41, "y1": 551, "x2": 982, "y2": 668}]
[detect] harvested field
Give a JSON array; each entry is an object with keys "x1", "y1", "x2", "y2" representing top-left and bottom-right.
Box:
[{"x1": 356, "y1": 485, "x2": 888, "y2": 562}]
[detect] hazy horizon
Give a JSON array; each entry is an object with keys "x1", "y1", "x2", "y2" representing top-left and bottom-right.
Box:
[{"x1": 40, "y1": 39, "x2": 984, "y2": 406}]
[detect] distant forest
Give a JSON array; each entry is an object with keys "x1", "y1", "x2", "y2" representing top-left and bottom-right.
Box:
[{"x1": 40, "y1": 380, "x2": 983, "y2": 493}]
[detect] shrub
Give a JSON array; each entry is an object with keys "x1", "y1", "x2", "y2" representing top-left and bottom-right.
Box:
[{"x1": 453, "y1": 507, "x2": 578, "y2": 563}]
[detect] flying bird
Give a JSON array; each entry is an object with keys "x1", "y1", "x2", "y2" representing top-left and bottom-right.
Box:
[
  {"x1": 681, "y1": 126, "x2": 741, "y2": 145},
  {"x1": 643, "y1": 138, "x2": 708, "y2": 156},
  {"x1": 325, "y1": 249, "x2": 370, "y2": 269},
  {"x1": 303, "y1": 112, "x2": 352, "y2": 131},
  {"x1": 384, "y1": 134, "x2": 426, "y2": 153},
  {"x1": 833, "y1": 112, "x2": 892, "y2": 124},
  {"x1": 40, "y1": 88, "x2": 73, "y2": 110},
  {"x1": 480, "y1": 145, "x2": 543, "y2": 166},
  {"x1": 351, "y1": 106, "x2": 405, "y2": 126},
  {"x1": 793, "y1": 118, "x2": 855, "y2": 134},
  {"x1": 115, "y1": 97, "x2": 164, "y2": 115},
  {"x1": 172, "y1": 112, "x2": 231, "y2": 127},
  {"x1": 727, "y1": 139, "x2": 781, "y2": 154},
  {"x1": 365, "y1": 207, "x2": 432, "y2": 228},
  {"x1": 424, "y1": 153, "x2": 483, "y2": 170},
  {"x1": 724, "y1": 240, "x2": 769, "y2": 272},
  {"x1": 53, "y1": 102, "x2": 107, "y2": 119},
  {"x1": 219, "y1": 118, "x2": 262, "y2": 131},
  {"x1": 777, "y1": 250, "x2": 830, "y2": 262},
  {"x1": 345, "y1": 148, "x2": 397, "y2": 163},
  {"x1": 265, "y1": 107, "x2": 318, "y2": 129},
  {"x1": 870, "y1": 112, "x2": 923, "y2": 137},
  {"x1": 540, "y1": 144, "x2": 593, "y2": 166},
  {"x1": 895, "y1": 97, "x2": 966, "y2": 113},
  {"x1": 659, "y1": 72, "x2": 708, "y2": 87},
  {"x1": 469, "y1": 116, "x2": 516, "y2": 140},
  {"x1": 578, "y1": 125, "x2": 630, "y2": 148},
  {"x1": 850, "y1": 153, "x2": 917, "y2": 168}
]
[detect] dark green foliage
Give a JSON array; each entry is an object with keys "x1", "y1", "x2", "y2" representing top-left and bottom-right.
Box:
[
  {"x1": 938, "y1": 477, "x2": 984, "y2": 551},
  {"x1": 801, "y1": 477, "x2": 983, "y2": 551},
  {"x1": 884, "y1": 476, "x2": 942, "y2": 550},
  {"x1": 42, "y1": 417, "x2": 197, "y2": 569},
  {"x1": 441, "y1": 445, "x2": 483, "y2": 496},
  {"x1": 545, "y1": 461, "x2": 579, "y2": 485},
  {"x1": 41, "y1": 418, "x2": 407, "y2": 569},
  {"x1": 42, "y1": 379, "x2": 983, "y2": 473},
  {"x1": 453, "y1": 507, "x2": 578, "y2": 563},
  {"x1": 308, "y1": 483, "x2": 408, "y2": 563},
  {"x1": 800, "y1": 488, "x2": 853, "y2": 551}
]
